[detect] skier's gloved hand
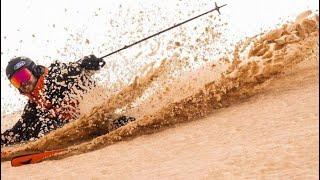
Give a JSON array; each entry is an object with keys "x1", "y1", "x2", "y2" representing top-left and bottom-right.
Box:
[{"x1": 80, "y1": 55, "x2": 106, "y2": 70}]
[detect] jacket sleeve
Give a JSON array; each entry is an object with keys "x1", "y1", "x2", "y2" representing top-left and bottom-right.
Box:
[
  {"x1": 48, "y1": 55, "x2": 105, "y2": 83},
  {"x1": 1, "y1": 101, "x2": 68, "y2": 146}
]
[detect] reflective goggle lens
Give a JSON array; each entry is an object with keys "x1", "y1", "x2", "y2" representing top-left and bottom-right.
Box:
[{"x1": 10, "y1": 68, "x2": 32, "y2": 88}]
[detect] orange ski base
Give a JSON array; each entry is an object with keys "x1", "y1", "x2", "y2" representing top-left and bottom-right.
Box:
[{"x1": 11, "y1": 149, "x2": 64, "y2": 167}]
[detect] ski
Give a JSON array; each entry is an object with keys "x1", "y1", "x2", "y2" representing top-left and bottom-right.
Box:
[{"x1": 11, "y1": 149, "x2": 65, "y2": 167}]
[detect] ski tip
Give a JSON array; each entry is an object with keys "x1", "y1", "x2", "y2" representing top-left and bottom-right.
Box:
[
  {"x1": 11, "y1": 156, "x2": 33, "y2": 167},
  {"x1": 11, "y1": 149, "x2": 64, "y2": 167}
]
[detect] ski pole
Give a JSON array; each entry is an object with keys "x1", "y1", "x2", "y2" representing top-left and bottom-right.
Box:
[{"x1": 100, "y1": 2, "x2": 227, "y2": 59}]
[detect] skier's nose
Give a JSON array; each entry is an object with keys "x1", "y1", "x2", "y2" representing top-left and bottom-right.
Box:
[
  {"x1": 20, "y1": 82, "x2": 30, "y2": 91},
  {"x1": 21, "y1": 82, "x2": 27, "y2": 86},
  {"x1": 21, "y1": 81, "x2": 30, "y2": 86}
]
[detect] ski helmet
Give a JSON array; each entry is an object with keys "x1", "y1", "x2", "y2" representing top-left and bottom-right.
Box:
[{"x1": 6, "y1": 57, "x2": 39, "y2": 80}]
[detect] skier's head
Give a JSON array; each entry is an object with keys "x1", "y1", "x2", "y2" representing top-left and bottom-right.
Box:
[{"x1": 6, "y1": 57, "x2": 41, "y2": 93}]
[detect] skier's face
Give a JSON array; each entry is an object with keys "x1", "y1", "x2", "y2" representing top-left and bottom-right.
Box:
[
  {"x1": 10, "y1": 68, "x2": 38, "y2": 93},
  {"x1": 19, "y1": 74, "x2": 37, "y2": 93}
]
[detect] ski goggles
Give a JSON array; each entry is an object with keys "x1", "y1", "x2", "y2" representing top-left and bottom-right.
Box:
[{"x1": 10, "y1": 68, "x2": 33, "y2": 89}]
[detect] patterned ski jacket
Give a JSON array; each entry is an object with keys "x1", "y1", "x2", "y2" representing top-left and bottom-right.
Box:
[{"x1": 1, "y1": 56, "x2": 104, "y2": 146}]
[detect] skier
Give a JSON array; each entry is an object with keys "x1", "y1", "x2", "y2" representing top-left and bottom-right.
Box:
[{"x1": 1, "y1": 55, "x2": 135, "y2": 146}]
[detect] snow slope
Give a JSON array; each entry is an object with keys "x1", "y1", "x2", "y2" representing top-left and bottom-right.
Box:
[
  {"x1": 1, "y1": 2, "x2": 319, "y2": 179},
  {"x1": 1, "y1": 44, "x2": 318, "y2": 180}
]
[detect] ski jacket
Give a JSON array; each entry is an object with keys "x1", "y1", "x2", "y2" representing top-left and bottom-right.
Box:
[{"x1": 1, "y1": 56, "x2": 103, "y2": 146}]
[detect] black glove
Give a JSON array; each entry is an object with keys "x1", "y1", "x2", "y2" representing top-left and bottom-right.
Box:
[{"x1": 80, "y1": 55, "x2": 106, "y2": 70}]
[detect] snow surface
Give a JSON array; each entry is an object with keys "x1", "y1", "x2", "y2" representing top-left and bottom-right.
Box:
[{"x1": 1, "y1": 0, "x2": 318, "y2": 115}]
